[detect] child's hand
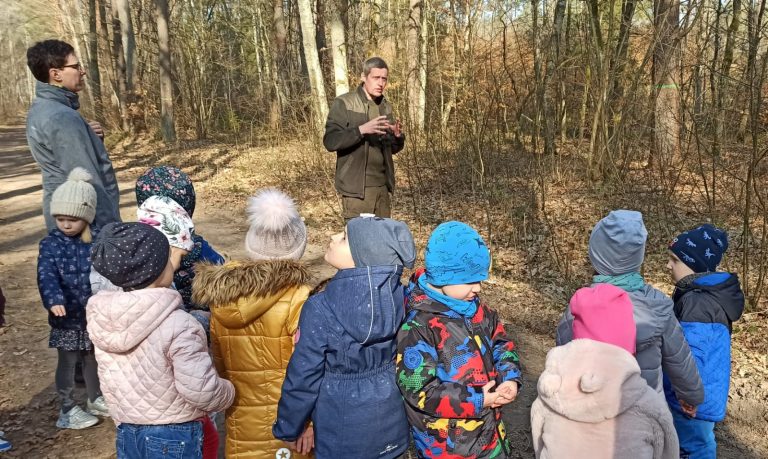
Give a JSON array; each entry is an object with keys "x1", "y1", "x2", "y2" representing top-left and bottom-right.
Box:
[
  {"x1": 482, "y1": 381, "x2": 500, "y2": 408},
  {"x1": 679, "y1": 399, "x2": 697, "y2": 417},
  {"x1": 50, "y1": 305, "x2": 66, "y2": 317},
  {"x1": 495, "y1": 381, "x2": 519, "y2": 405},
  {"x1": 296, "y1": 425, "x2": 314, "y2": 455}
]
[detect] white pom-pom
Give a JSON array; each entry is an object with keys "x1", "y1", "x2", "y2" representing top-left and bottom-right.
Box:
[
  {"x1": 68, "y1": 167, "x2": 93, "y2": 183},
  {"x1": 247, "y1": 188, "x2": 299, "y2": 232}
]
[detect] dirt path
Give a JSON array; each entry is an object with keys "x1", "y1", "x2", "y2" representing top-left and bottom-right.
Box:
[{"x1": 0, "y1": 123, "x2": 757, "y2": 458}]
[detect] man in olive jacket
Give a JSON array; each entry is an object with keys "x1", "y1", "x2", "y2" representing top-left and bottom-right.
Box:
[{"x1": 323, "y1": 57, "x2": 405, "y2": 219}]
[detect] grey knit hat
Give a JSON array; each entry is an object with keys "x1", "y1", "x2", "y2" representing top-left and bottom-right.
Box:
[
  {"x1": 347, "y1": 216, "x2": 416, "y2": 268},
  {"x1": 588, "y1": 210, "x2": 648, "y2": 276},
  {"x1": 91, "y1": 222, "x2": 170, "y2": 290},
  {"x1": 50, "y1": 168, "x2": 97, "y2": 223},
  {"x1": 244, "y1": 188, "x2": 307, "y2": 260}
]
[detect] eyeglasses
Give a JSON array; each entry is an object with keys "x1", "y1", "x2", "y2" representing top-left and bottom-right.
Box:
[{"x1": 61, "y1": 63, "x2": 83, "y2": 71}]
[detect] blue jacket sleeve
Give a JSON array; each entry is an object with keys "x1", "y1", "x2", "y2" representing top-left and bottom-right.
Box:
[
  {"x1": 37, "y1": 238, "x2": 65, "y2": 309},
  {"x1": 273, "y1": 298, "x2": 328, "y2": 441},
  {"x1": 661, "y1": 315, "x2": 705, "y2": 406},
  {"x1": 199, "y1": 239, "x2": 225, "y2": 265}
]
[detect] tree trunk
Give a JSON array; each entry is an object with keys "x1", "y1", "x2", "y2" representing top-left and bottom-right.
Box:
[
  {"x1": 114, "y1": 0, "x2": 135, "y2": 90},
  {"x1": 297, "y1": 0, "x2": 329, "y2": 130},
  {"x1": 87, "y1": 0, "x2": 103, "y2": 120},
  {"x1": 110, "y1": 0, "x2": 130, "y2": 131},
  {"x1": 652, "y1": 0, "x2": 681, "y2": 171},
  {"x1": 407, "y1": 0, "x2": 424, "y2": 131},
  {"x1": 328, "y1": 0, "x2": 350, "y2": 96},
  {"x1": 155, "y1": 0, "x2": 176, "y2": 142}
]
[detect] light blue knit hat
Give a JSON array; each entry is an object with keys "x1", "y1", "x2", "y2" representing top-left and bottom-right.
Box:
[{"x1": 425, "y1": 221, "x2": 490, "y2": 285}]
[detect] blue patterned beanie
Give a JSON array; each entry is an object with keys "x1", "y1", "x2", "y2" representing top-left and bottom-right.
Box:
[
  {"x1": 669, "y1": 224, "x2": 728, "y2": 273},
  {"x1": 424, "y1": 221, "x2": 490, "y2": 286}
]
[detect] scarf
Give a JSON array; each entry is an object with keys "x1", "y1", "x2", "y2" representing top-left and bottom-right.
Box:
[
  {"x1": 593, "y1": 272, "x2": 645, "y2": 292},
  {"x1": 417, "y1": 275, "x2": 478, "y2": 318}
]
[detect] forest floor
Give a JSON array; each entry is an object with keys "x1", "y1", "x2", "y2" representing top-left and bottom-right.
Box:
[{"x1": 0, "y1": 122, "x2": 766, "y2": 458}]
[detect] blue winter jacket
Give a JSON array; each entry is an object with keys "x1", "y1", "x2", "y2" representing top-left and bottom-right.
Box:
[
  {"x1": 664, "y1": 272, "x2": 744, "y2": 422},
  {"x1": 273, "y1": 266, "x2": 410, "y2": 459},
  {"x1": 37, "y1": 228, "x2": 96, "y2": 330}
]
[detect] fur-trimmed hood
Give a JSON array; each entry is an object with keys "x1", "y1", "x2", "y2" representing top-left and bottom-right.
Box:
[{"x1": 191, "y1": 260, "x2": 311, "y2": 328}]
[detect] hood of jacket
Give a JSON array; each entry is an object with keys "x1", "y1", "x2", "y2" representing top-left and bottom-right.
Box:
[
  {"x1": 35, "y1": 80, "x2": 80, "y2": 110},
  {"x1": 537, "y1": 339, "x2": 648, "y2": 423},
  {"x1": 674, "y1": 272, "x2": 744, "y2": 323},
  {"x1": 87, "y1": 288, "x2": 182, "y2": 352},
  {"x1": 323, "y1": 265, "x2": 404, "y2": 344},
  {"x1": 191, "y1": 260, "x2": 311, "y2": 328}
]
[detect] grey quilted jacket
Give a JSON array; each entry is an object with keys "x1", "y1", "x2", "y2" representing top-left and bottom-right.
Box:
[{"x1": 556, "y1": 283, "x2": 704, "y2": 406}]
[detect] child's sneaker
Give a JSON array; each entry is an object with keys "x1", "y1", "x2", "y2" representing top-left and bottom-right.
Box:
[
  {"x1": 56, "y1": 406, "x2": 99, "y2": 429},
  {"x1": 86, "y1": 396, "x2": 110, "y2": 417},
  {"x1": 0, "y1": 431, "x2": 11, "y2": 452}
]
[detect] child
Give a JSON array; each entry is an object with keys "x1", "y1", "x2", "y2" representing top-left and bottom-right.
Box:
[
  {"x1": 138, "y1": 195, "x2": 195, "y2": 271},
  {"x1": 531, "y1": 284, "x2": 679, "y2": 459},
  {"x1": 87, "y1": 222, "x2": 234, "y2": 457},
  {"x1": 396, "y1": 221, "x2": 522, "y2": 459},
  {"x1": 273, "y1": 216, "x2": 415, "y2": 459},
  {"x1": 37, "y1": 168, "x2": 107, "y2": 429},
  {"x1": 192, "y1": 189, "x2": 313, "y2": 458},
  {"x1": 556, "y1": 210, "x2": 705, "y2": 409},
  {"x1": 135, "y1": 165, "x2": 225, "y2": 312},
  {"x1": 664, "y1": 224, "x2": 745, "y2": 459}
]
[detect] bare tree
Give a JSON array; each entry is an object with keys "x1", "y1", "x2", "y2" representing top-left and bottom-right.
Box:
[
  {"x1": 297, "y1": 0, "x2": 329, "y2": 130},
  {"x1": 155, "y1": 0, "x2": 175, "y2": 141}
]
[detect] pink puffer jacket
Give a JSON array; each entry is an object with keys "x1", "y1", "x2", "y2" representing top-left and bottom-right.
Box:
[{"x1": 87, "y1": 288, "x2": 234, "y2": 425}]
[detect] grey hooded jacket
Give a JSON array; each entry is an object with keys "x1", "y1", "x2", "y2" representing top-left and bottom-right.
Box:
[
  {"x1": 556, "y1": 284, "x2": 705, "y2": 407},
  {"x1": 26, "y1": 81, "x2": 121, "y2": 230}
]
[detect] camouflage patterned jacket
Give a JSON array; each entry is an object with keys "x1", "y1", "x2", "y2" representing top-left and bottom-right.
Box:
[{"x1": 396, "y1": 271, "x2": 522, "y2": 459}]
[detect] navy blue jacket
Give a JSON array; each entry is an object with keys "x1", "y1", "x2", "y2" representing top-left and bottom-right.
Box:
[
  {"x1": 37, "y1": 228, "x2": 96, "y2": 330},
  {"x1": 664, "y1": 272, "x2": 744, "y2": 421},
  {"x1": 273, "y1": 266, "x2": 410, "y2": 459}
]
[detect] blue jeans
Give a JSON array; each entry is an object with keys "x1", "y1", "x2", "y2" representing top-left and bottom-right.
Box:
[
  {"x1": 116, "y1": 420, "x2": 203, "y2": 459},
  {"x1": 672, "y1": 410, "x2": 717, "y2": 459}
]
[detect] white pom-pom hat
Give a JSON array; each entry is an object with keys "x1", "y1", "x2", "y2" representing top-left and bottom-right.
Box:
[
  {"x1": 50, "y1": 167, "x2": 97, "y2": 223},
  {"x1": 244, "y1": 188, "x2": 307, "y2": 261}
]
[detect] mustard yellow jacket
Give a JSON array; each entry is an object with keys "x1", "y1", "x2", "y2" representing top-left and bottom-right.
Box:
[{"x1": 193, "y1": 260, "x2": 312, "y2": 458}]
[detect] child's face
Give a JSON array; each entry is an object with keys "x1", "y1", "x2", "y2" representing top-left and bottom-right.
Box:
[
  {"x1": 55, "y1": 215, "x2": 87, "y2": 237},
  {"x1": 667, "y1": 252, "x2": 695, "y2": 283},
  {"x1": 169, "y1": 247, "x2": 189, "y2": 271},
  {"x1": 438, "y1": 282, "x2": 482, "y2": 301},
  {"x1": 324, "y1": 227, "x2": 355, "y2": 270},
  {"x1": 149, "y1": 258, "x2": 175, "y2": 288}
]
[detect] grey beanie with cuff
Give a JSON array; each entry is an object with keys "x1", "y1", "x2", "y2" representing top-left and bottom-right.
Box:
[
  {"x1": 588, "y1": 209, "x2": 648, "y2": 276},
  {"x1": 347, "y1": 216, "x2": 416, "y2": 268}
]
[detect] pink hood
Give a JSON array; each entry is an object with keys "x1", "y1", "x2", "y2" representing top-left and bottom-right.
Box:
[
  {"x1": 87, "y1": 288, "x2": 234, "y2": 425},
  {"x1": 531, "y1": 339, "x2": 679, "y2": 458}
]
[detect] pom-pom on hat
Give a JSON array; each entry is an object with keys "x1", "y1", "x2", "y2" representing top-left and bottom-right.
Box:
[
  {"x1": 137, "y1": 195, "x2": 195, "y2": 251},
  {"x1": 571, "y1": 283, "x2": 636, "y2": 354},
  {"x1": 50, "y1": 167, "x2": 97, "y2": 223},
  {"x1": 91, "y1": 222, "x2": 170, "y2": 290},
  {"x1": 669, "y1": 224, "x2": 728, "y2": 273},
  {"x1": 424, "y1": 221, "x2": 490, "y2": 286},
  {"x1": 244, "y1": 188, "x2": 307, "y2": 261}
]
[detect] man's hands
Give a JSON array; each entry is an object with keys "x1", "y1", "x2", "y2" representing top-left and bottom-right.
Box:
[
  {"x1": 482, "y1": 380, "x2": 519, "y2": 409},
  {"x1": 359, "y1": 116, "x2": 403, "y2": 137},
  {"x1": 50, "y1": 305, "x2": 66, "y2": 317},
  {"x1": 88, "y1": 120, "x2": 104, "y2": 139}
]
